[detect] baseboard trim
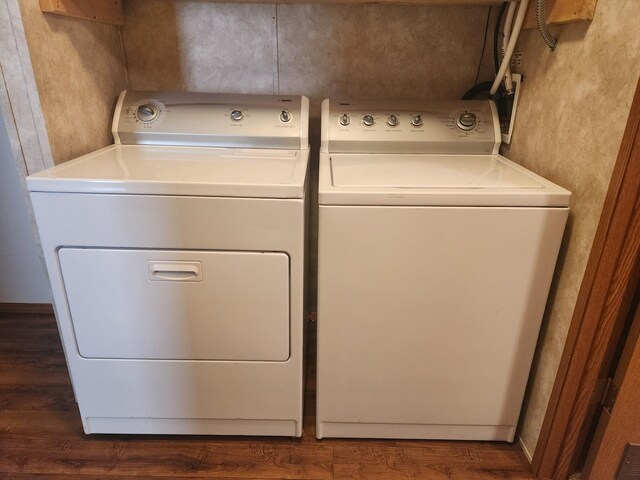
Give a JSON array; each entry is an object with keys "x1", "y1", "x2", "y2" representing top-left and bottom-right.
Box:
[
  {"x1": 0, "y1": 303, "x2": 54, "y2": 314},
  {"x1": 519, "y1": 434, "x2": 534, "y2": 463}
]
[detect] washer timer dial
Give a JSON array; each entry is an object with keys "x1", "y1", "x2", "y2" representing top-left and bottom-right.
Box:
[
  {"x1": 456, "y1": 112, "x2": 477, "y2": 131},
  {"x1": 136, "y1": 104, "x2": 159, "y2": 123},
  {"x1": 130, "y1": 99, "x2": 165, "y2": 125}
]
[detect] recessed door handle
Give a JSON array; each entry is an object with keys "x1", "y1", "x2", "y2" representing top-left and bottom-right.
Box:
[{"x1": 148, "y1": 262, "x2": 202, "y2": 281}]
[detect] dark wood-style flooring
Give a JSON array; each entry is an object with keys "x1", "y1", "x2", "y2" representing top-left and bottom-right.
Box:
[{"x1": 0, "y1": 312, "x2": 535, "y2": 479}]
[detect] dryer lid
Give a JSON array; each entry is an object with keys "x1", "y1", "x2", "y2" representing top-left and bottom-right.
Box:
[
  {"x1": 27, "y1": 145, "x2": 309, "y2": 198},
  {"x1": 319, "y1": 153, "x2": 571, "y2": 207}
]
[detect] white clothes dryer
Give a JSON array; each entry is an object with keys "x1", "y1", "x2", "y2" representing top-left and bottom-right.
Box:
[
  {"x1": 28, "y1": 91, "x2": 310, "y2": 436},
  {"x1": 316, "y1": 99, "x2": 570, "y2": 441}
]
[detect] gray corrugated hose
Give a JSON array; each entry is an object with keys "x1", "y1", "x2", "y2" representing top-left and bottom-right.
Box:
[{"x1": 537, "y1": 0, "x2": 557, "y2": 50}]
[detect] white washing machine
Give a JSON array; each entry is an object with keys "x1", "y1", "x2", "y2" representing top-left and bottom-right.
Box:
[
  {"x1": 27, "y1": 91, "x2": 310, "y2": 436},
  {"x1": 316, "y1": 99, "x2": 570, "y2": 441}
]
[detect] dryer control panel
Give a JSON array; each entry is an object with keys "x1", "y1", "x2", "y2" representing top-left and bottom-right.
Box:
[
  {"x1": 113, "y1": 90, "x2": 309, "y2": 150},
  {"x1": 321, "y1": 99, "x2": 500, "y2": 155}
]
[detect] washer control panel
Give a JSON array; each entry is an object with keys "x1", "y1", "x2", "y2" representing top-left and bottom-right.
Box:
[
  {"x1": 322, "y1": 99, "x2": 500, "y2": 154},
  {"x1": 114, "y1": 90, "x2": 309, "y2": 149}
]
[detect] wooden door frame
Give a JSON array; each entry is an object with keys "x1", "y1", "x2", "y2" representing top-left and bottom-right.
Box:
[
  {"x1": 532, "y1": 76, "x2": 640, "y2": 479},
  {"x1": 581, "y1": 285, "x2": 640, "y2": 478}
]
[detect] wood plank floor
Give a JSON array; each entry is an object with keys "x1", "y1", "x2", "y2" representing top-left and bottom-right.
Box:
[{"x1": 0, "y1": 312, "x2": 535, "y2": 479}]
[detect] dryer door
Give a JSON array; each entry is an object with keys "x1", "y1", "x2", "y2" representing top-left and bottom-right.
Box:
[{"x1": 59, "y1": 248, "x2": 290, "y2": 361}]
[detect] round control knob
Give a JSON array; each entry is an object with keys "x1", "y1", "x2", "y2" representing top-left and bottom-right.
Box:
[
  {"x1": 339, "y1": 114, "x2": 350, "y2": 126},
  {"x1": 387, "y1": 114, "x2": 399, "y2": 127},
  {"x1": 230, "y1": 110, "x2": 244, "y2": 121},
  {"x1": 280, "y1": 110, "x2": 292, "y2": 123},
  {"x1": 411, "y1": 115, "x2": 423, "y2": 127},
  {"x1": 363, "y1": 115, "x2": 375, "y2": 127},
  {"x1": 456, "y1": 112, "x2": 477, "y2": 131},
  {"x1": 136, "y1": 104, "x2": 158, "y2": 123}
]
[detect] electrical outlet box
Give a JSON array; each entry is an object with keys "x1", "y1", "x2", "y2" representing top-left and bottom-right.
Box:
[{"x1": 511, "y1": 52, "x2": 523, "y2": 68}]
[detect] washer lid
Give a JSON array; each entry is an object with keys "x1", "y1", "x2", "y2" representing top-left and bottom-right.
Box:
[
  {"x1": 319, "y1": 153, "x2": 570, "y2": 207},
  {"x1": 27, "y1": 145, "x2": 309, "y2": 198}
]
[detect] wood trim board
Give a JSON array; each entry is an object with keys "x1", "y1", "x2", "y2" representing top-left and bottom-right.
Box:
[
  {"x1": 533, "y1": 77, "x2": 640, "y2": 479},
  {"x1": 161, "y1": 0, "x2": 503, "y2": 3},
  {"x1": 522, "y1": 0, "x2": 598, "y2": 30},
  {"x1": 0, "y1": 303, "x2": 54, "y2": 314},
  {"x1": 582, "y1": 292, "x2": 640, "y2": 479},
  {"x1": 36, "y1": 0, "x2": 597, "y2": 30},
  {"x1": 39, "y1": 0, "x2": 123, "y2": 25}
]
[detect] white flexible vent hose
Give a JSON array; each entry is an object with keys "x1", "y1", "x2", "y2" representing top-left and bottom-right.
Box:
[
  {"x1": 502, "y1": 2, "x2": 517, "y2": 92},
  {"x1": 490, "y1": 0, "x2": 529, "y2": 96}
]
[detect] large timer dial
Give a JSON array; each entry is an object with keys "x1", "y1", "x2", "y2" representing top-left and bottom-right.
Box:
[
  {"x1": 136, "y1": 103, "x2": 159, "y2": 123},
  {"x1": 131, "y1": 99, "x2": 165, "y2": 125}
]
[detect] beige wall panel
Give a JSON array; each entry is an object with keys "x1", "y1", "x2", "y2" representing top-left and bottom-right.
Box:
[
  {"x1": 122, "y1": 2, "x2": 492, "y2": 114},
  {"x1": 277, "y1": 4, "x2": 490, "y2": 114},
  {"x1": 503, "y1": 0, "x2": 640, "y2": 458},
  {"x1": 122, "y1": 0, "x2": 278, "y2": 94},
  {"x1": 18, "y1": 0, "x2": 126, "y2": 165},
  {"x1": 1, "y1": 0, "x2": 53, "y2": 173}
]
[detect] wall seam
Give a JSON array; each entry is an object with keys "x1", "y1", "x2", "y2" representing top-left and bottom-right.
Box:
[
  {"x1": 519, "y1": 433, "x2": 533, "y2": 463},
  {"x1": 0, "y1": 0, "x2": 53, "y2": 297},
  {"x1": 118, "y1": 24, "x2": 130, "y2": 90},
  {"x1": 3, "y1": 0, "x2": 53, "y2": 171},
  {"x1": 0, "y1": 65, "x2": 29, "y2": 177},
  {"x1": 273, "y1": 4, "x2": 280, "y2": 95}
]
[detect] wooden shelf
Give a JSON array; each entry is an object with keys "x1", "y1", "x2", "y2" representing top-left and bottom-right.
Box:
[
  {"x1": 190, "y1": 0, "x2": 504, "y2": 3},
  {"x1": 39, "y1": 0, "x2": 123, "y2": 25},
  {"x1": 523, "y1": 0, "x2": 598, "y2": 30},
  {"x1": 39, "y1": 0, "x2": 596, "y2": 29}
]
